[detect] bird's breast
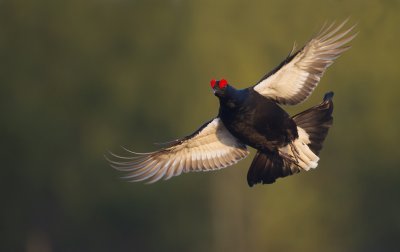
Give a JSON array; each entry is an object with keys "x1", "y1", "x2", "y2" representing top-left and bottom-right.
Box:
[
  {"x1": 220, "y1": 109, "x2": 267, "y2": 149},
  {"x1": 219, "y1": 97, "x2": 297, "y2": 151}
]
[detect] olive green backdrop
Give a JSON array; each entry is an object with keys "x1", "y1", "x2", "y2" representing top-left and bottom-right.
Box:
[{"x1": 1, "y1": 0, "x2": 399, "y2": 251}]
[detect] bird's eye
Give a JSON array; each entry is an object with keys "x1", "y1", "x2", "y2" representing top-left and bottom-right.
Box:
[
  {"x1": 219, "y1": 79, "x2": 228, "y2": 89},
  {"x1": 210, "y1": 79, "x2": 216, "y2": 88}
]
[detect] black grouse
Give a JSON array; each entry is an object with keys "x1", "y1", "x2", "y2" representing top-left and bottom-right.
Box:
[{"x1": 108, "y1": 21, "x2": 356, "y2": 186}]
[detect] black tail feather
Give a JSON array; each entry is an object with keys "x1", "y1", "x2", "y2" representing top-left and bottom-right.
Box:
[
  {"x1": 247, "y1": 151, "x2": 294, "y2": 186},
  {"x1": 247, "y1": 92, "x2": 334, "y2": 186},
  {"x1": 292, "y1": 92, "x2": 334, "y2": 155}
]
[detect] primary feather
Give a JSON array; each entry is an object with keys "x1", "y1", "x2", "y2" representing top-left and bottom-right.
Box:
[
  {"x1": 108, "y1": 118, "x2": 249, "y2": 183},
  {"x1": 254, "y1": 20, "x2": 357, "y2": 105}
]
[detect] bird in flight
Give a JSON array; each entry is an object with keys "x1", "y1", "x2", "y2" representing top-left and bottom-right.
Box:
[{"x1": 107, "y1": 21, "x2": 356, "y2": 186}]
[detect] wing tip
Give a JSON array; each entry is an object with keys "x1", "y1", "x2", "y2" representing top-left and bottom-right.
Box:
[
  {"x1": 316, "y1": 19, "x2": 358, "y2": 43},
  {"x1": 323, "y1": 91, "x2": 334, "y2": 101}
]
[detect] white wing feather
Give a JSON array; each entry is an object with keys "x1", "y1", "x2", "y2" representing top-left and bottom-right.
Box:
[
  {"x1": 254, "y1": 20, "x2": 357, "y2": 105},
  {"x1": 107, "y1": 118, "x2": 249, "y2": 183}
]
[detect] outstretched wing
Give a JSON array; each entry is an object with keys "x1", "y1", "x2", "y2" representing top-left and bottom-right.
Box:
[
  {"x1": 253, "y1": 20, "x2": 357, "y2": 105},
  {"x1": 107, "y1": 118, "x2": 249, "y2": 183}
]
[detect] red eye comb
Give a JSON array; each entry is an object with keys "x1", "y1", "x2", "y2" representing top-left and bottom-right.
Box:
[
  {"x1": 210, "y1": 79, "x2": 216, "y2": 88},
  {"x1": 219, "y1": 79, "x2": 228, "y2": 89}
]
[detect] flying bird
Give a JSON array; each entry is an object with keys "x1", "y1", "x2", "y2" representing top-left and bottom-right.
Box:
[{"x1": 107, "y1": 21, "x2": 356, "y2": 186}]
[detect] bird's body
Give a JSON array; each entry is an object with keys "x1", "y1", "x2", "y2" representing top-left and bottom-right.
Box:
[
  {"x1": 107, "y1": 21, "x2": 357, "y2": 186},
  {"x1": 218, "y1": 87, "x2": 297, "y2": 152}
]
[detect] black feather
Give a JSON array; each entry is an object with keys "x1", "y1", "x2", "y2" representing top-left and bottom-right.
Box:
[
  {"x1": 246, "y1": 92, "x2": 334, "y2": 186},
  {"x1": 292, "y1": 92, "x2": 334, "y2": 155}
]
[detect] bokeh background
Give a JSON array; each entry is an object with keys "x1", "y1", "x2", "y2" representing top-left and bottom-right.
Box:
[{"x1": 1, "y1": 0, "x2": 399, "y2": 251}]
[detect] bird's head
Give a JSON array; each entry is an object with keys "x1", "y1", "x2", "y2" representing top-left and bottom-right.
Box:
[{"x1": 210, "y1": 79, "x2": 229, "y2": 97}]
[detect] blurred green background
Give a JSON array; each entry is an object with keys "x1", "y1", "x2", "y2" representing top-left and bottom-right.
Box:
[{"x1": 1, "y1": 0, "x2": 399, "y2": 251}]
